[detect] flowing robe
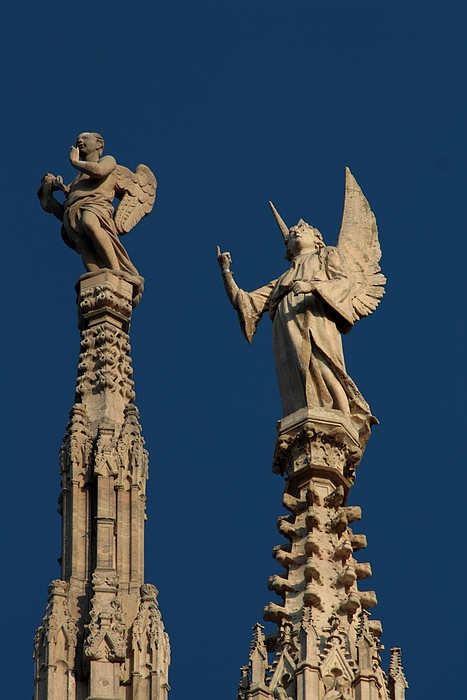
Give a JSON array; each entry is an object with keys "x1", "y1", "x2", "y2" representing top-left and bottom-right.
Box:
[
  {"x1": 236, "y1": 246, "x2": 374, "y2": 439},
  {"x1": 62, "y1": 186, "x2": 139, "y2": 276}
]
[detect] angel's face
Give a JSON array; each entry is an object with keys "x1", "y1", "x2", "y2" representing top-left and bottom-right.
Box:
[
  {"x1": 287, "y1": 225, "x2": 320, "y2": 257},
  {"x1": 76, "y1": 133, "x2": 99, "y2": 158}
]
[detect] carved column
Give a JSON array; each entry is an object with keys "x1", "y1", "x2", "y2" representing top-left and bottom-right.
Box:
[
  {"x1": 237, "y1": 407, "x2": 408, "y2": 700},
  {"x1": 34, "y1": 271, "x2": 170, "y2": 700}
]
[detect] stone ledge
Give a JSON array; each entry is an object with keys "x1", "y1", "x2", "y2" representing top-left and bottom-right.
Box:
[
  {"x1": 273, "y1": 407, "x2": 364, "y2": 491},
  {"x1": 277, "y1": 406, "x2": 359, "y2": 446}
]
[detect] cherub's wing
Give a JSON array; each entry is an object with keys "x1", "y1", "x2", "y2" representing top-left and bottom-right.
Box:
[
  {"x1": 337, "y1": 167, "x2": 386, "y2": 321},
  {"x1": 114, "y1": 164, "x2": 157, "y2": 235}
]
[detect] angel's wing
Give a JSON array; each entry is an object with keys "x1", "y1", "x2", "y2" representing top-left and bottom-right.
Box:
[
  {"x1": 337, "y1": 168, "x2": 386, "y2": 322},
  {"x1": 114, "y1": 164, "x2": 157, "y2": 235}
]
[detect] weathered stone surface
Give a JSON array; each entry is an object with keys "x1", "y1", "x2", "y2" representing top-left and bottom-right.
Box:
[
  {"x1": 219, "y1": 171, "x2": 406, "y2": 700},
  {"x1": 218, "y1": 168, "x2": 384, "y2": 445},
  {"x1": 75, "y1": 271, "x2": 137, "y2": 427},
  {"x1": 272, "y1": 407, "x2": 363, "y2": 499},
  {"x1": 34, "y1": 272, "x2": 169, "y2": 700},
  {"x1": 235, "y1": 413, "x2": 407, "y2": 700},
  {"x1": 38, "y1": 132, "x2": 156, "y2": 283}
]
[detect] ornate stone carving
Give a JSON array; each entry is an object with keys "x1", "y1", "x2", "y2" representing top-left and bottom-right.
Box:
[
  {"x1": 76, "y1": 270, "x2": 137, "y2": 331},
  {"x1": 33, "y1": 224, "x2": 169, "y2": 699},
  {"x1": 77, "y1": 406, "x2": 149, "y2": 490},
  {"x1": 76, "y1": 322, "x2": 135, "y2": 404},
  {"x1": 249, "y1": 623, "x2": 269, "y2": 689},
  {"x1": 131, "y1": 584, "x2": 171, "y2": 681},
  {"x1": 94, "y1": 427, "x2": 120, "y2": 477},
  {"x1": 34, "y1": 580, "x2": 78, "y2": 700},
  {"x1": 73, "y1": 271, "x2": 140, "y2": 432},
  {"x1": 263, "y1": 602, "x2": 293, "y2": 624},
  {"x1": 272, "y1": 416, "x2": 362, "y2": 488},
  {"x1": 59, "y1": 404, "x2": 91, "y2": 488},
  {"x1": 116, "y1": 405, "x2": 149, "y2": 492},
  {"x1": 79, "y1": 281, "x2": 133, "y2": 326},
  {"x1": 34, "y1": 580, "x2": 78, "y2": 650},
  {"x1": 273, "y1": 682, "x2": 294, "y2": 700},
  {"x1": 267, "y1": 622, "x2": 299, "y2": 700},
  {"x1": 236, "y1": 415, "x2": 408, "y2": 699},
  {"x1": 84, "y1": 573, "x2": 126, "y2": 662},
  {"x1": 388, "y1": 647, "x2": 408, "y2": 700},
  {"x1": 322, "y1": 675, "x2": 353, "y2": 700},
  {"x1": 319, "y1": 615, "x2": 355, "y2": 680},
  {"x1": 236, "y1": 665, "x2": 250, "y2": 700}
]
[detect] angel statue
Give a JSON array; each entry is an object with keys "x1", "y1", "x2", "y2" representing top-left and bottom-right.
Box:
[
  {"x1": 38, "y1": 132, "x2": 156, "y2": 286},
  {"x1": 217, "y1": 168, "x2": 385, "y2": 445}
]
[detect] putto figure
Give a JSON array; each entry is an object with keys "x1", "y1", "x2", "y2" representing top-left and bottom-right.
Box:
[
  {"x1": 217, "y1": 168, "x2": 385, "y2": 443},
  {"x1": 38, "y1": 132, "x2": 156, "y2": 278}
]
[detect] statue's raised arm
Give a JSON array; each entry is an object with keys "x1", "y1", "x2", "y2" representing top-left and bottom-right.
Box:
[
  {"x1": 218, "y1": 168, "x2": 384, "y2": 446},
  {"x1": 38, "y1": 132, "x2": 156, "y2": 283}
]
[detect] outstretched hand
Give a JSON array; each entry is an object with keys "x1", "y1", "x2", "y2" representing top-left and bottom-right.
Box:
[{"x1": 217, "y1": 245, "x2": 232, "y2": 271}]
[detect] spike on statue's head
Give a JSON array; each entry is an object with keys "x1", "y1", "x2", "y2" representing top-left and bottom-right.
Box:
[
  {"x1": 269, "y1": 202, "x2": 323, "y2": 260},
  {"x1": 269, "y1": 201, "x2": 289, "y2": 243}
]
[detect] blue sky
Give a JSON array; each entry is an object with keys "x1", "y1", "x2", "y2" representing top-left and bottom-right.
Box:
[{"x1": 1, "y1": 2, "x2": 466, "y2": 698}]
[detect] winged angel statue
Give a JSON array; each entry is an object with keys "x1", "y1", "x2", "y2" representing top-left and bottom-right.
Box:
[
  {"x1": 38, "y1": 132, "x2": 156, "y2": 282},
  {"x1": 217, "y1": 168, "x2": 385, "y2": 444}
]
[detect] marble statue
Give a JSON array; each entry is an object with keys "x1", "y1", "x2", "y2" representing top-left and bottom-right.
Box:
[
  {"x1": 217, "y1": 168, "x2": 385, "y2": 443},
  {"x1": 38, "y1": 132, "x2": 156, "y2": 277}
]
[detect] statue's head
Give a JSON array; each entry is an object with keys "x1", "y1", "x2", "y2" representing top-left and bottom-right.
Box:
[
  {"x1": 269, "y1": 202, "x2": 323, "y2": 260},
  {"x1": 76, "y1": 132, "x2": 105, "y2": 158},
  {"x1": 285, "y1": 220, "x2": 324, "y2": 260}
]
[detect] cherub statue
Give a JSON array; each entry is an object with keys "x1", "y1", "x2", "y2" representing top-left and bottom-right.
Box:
[
  {"x1": 38, "y1": 132, "x2": 156, "y2": 282},
  {"x1": 217, "y1": 169, "x2": 385, "y2": 445}
]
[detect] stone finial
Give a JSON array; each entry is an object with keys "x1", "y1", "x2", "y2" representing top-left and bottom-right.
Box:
[
  {"x1": 249, "y1": 623, "x2": 269, "y2": 689},
  {"x1": 388, "y1": 647, "x2": 409, "y2": 700}
]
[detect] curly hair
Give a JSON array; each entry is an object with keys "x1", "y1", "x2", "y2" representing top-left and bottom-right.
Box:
[
  {"x1": 285, "y1": 220, "x2": 324, "y2": 260},
  {"x1": 91, "y1": 132, "x2": 105, "y2": 156}
]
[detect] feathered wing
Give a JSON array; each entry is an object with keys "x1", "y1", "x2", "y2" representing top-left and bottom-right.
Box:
[
  {"x1": 337, "y1": 167, "x2": 386, "y2": 322},
  {"x1": 114, "y1": 164, "x2": 157, "y2": 235}
]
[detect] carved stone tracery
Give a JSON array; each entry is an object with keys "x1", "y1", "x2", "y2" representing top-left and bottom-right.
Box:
[
  {"x1": 34, "y1": 271, "x2": 170, "y2": 700},
  {"x1": 33, "y1": 580, "x2": 78, "y2": 700},
  {"x1": 84, "y1": 574, "x2": 126, "y2": 662},
  {"x1": 117, "y1": 405, "x2": 149, "y2": 492},
  {"x1": 131, "y1": 584, "x2": 171, "y2": 686},
  {"x1": 76, "y1": 322, "x2": 135, "y2": 404},
  {"x1": 272, "y1": 411, "x2": 363, "y2": 497},
  {"x1": 59, "y1": 404, "x2": 92, "y2": 488}
]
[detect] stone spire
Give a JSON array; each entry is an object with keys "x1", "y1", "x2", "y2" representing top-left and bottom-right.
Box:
[
  {"x1": 236, "y1": 407, "x2": 408, "y2": 700},
  {"x1": 33, "y1": 270, "x2": 170, "y2": 700},
  {"x1": 217, "y1": 168, "x2": 407, "y2": 700}
]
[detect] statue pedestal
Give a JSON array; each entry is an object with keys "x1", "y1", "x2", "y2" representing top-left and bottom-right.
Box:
[{"x1": 273, "y1": 407, "x2": 363, "y2": 500}]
